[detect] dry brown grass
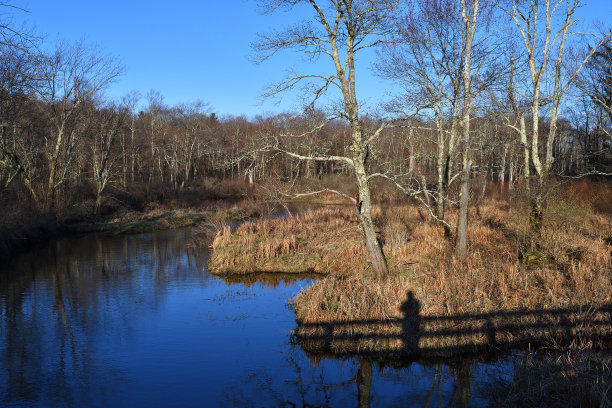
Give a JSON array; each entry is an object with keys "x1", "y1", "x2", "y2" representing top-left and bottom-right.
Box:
[
  {"x1": 209, "y1": 195, "x2": 612, "y2": 356},
  {"x1": 209, "y1": 207, "x2": 368, "y2": 274}
]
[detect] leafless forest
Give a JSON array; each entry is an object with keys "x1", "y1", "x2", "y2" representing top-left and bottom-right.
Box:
[{"x1": 1, "y1": 0, "x2": 610, "y2": 262}]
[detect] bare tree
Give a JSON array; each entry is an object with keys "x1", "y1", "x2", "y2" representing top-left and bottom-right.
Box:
[
  {"x1": 120, "y1": 90, "x2": 141, "y2": 187},
  {"x1": 377, "y1": 0, "x2": 465, "y2": 236},
  {"x1": 89, "y1": 104, "x2": 123, "y2": 215},
  {"x1": 455, "y1": 0, "x2": 481, "y2": 256},
  {"x1": 0, "y1": 38, "x2": 40, "y2": 203},
  {"x1": 175, "y1": 101, "x2": 211, "y2": 187},
  {"x1": 253, "y1": 0, "x2": 400, "y2": 277},
  {"x1": 575, "y1": 37, "x2": 611, "y2": 144},
  {"x1": 143, "y1": 89, "x2": 168, "y2": 191},
  {"x1": 0, "y1": 3, "x2": 37, "y2": 51},
  {"x1": 34, "y1": 41, "x2": 123, "y2": 210},
  {"x1": 500, "y1": 0, "x2": 612, "y2": 243}
]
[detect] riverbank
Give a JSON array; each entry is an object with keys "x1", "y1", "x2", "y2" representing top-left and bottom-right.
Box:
[
  {"x1": 210, "y1": 192, "x2": 612, "y2": 405},
  {"x1": 208, "y1": 207, "x2": 367, "y2": 274},
  {"x1": 209, "y1": 195, "x2": 612, "y2": 356},
  {"x1": 0, "y1": 198, "x2": 265, "y2": 265}
]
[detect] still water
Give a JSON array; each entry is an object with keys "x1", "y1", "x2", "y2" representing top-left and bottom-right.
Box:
[{"x1": 0, "y1": 228, "x2": 514, "y2": 407}]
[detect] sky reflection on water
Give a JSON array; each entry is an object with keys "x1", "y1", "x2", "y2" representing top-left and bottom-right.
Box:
[{"x1": 0, "y1": 228, "x2": 514, "y2": 407}]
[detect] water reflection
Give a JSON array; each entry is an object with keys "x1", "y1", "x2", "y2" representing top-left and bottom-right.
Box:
[
  {"x1": 0, "y1": 229, "x2": 211, "y2": 407},
  {"x1": 222, "y1": 348, "x2": 500, "y2": 408},
  {"x1": 0, "y1": 228, "x2": 512, "y2": 407}
]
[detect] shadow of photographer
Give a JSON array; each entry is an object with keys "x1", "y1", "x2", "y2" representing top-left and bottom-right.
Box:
[
  {"x1": 400, "y1": 290, "x2": 421, "y2": 354},
  {"x1": 293, "y1": 295, "x2": 612, "y2": 361}
]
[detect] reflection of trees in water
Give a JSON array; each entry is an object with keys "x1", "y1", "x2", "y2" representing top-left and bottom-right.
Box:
[
  {"x1": 1, "y1": 264, "x2": 122, "y2": 406},
  {"x1": 222, "y1": 347, "x2": 352, "y2": 407},
  {"x1": 222, "y1": 346, "x2": 476, "y2": 408},
  {"x1": 357, "y1": 360, "x2": 372, "y2": 408},
  {"x1": 0, "y1": 227, "x2": 210, "y2": 406},
  {"x1": 221, "y1": 273, "x2": 319, "y2": 290}
]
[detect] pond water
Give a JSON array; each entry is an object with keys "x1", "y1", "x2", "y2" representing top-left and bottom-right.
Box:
[{"x1": 0, "y1": 227, "x2": 516, "y2": 407}]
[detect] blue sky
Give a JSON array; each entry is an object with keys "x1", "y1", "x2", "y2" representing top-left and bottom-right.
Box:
[{"x1": 9, "y1": 0, "x2": 612, "y2": 118}]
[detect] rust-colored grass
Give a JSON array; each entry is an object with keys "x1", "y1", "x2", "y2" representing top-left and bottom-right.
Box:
[
  {"x1": 209, "y1": 208, "x2": 368, "y2": 274},
  {"x1": 209, "y1": 196, "x2": 612, "y2": 357}
]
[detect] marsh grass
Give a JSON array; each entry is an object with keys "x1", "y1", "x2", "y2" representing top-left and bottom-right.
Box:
[
  {"x1": 209, "y1": 195, "x2": 612, "y2": 358},
  {"x1": 209, "y1": 208, "x2": 368, "y2": 274}
]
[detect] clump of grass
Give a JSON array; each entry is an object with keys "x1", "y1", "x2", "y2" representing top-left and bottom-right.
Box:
[{"x1": 208, "y1": 208, "x2": 368, "y2": 275}]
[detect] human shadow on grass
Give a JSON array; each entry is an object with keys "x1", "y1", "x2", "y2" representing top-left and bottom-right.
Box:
[{"x1": 292, "y1": 292, "x2": 612, "y2": 362}]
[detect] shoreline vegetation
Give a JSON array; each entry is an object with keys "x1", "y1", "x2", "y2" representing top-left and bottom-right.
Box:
[
  {"x1": 210, "y1": 198, "x2": 611, "y2": 353},
  {"x1": 209, "y1": 180, "x2": 612, "y2": 406},
  {"x1": 0, "y1": 189, "x2": 265, "y2": 264},
  {"x1": 0, "y1": 178, "x2": 348, "y2": 264},
  {"x1": 0, "y1": 209, "x2": 212, "y2": 264},
  {"x1": 210, "y1": 185, "x2": 611, "y2": 320}
]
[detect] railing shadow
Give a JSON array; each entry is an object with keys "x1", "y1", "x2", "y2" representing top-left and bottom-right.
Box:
[{"x1": 293, "y1": 292, "x2": 612, "y2": 363}]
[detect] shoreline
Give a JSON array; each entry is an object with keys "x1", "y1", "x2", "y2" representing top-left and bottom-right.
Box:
[
  {"x1": 0, "y1": 210, "x2": 210, "y2": 266},
  {"x1": 209, "y1": 200, "x2": 612, "y2": 356},
  {"x1": 0, "y1": 198, "x2": 268, "y2": 266},
  {"x1": 209, "y1": 197, "x2": 612, "y2": 405}
]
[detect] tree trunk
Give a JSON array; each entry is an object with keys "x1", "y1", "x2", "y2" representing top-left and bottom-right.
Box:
[
  {"x1": 456, "y1": 0, "x2": 478, "y2": 257},
  {"x1": 436, "y1": 125, "x2": 445, "y2": 220},
  {"x1": 46, "y1": 126, "x2": 64, "y2": 211},
  {"x1": 440, "y1": 154, "x2": 452, "y2": 236},
  {"x1": 529, "y1": 178, "x2": 545, "y2": 248},
  {"x1": 456, "y1": 158, "x2": 471, "y2": 256},
  {"x1": 130, "y1": 117, "x2": 136, "y2": 185},
  {"x1": 121, "y1": 130, "x2": 127, "y2": 188},
  {"x1": 519, "y1": 115, "x2": 530, "y2": 195},
  {"x1": 500, "y1": 144, "x2": 508, "y2": 194},
  {"x1": 353, "y1": 158, "x2": 388, "y2": 277},
  {"x1": 94, "y1": 192, "x2": 102, "y2": 216}
]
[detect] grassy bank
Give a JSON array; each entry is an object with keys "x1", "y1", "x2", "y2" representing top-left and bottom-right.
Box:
[
  {"x1": 209, "y1": 191, "x2": 612, "y2": 357},
  {"x1": 209, "y1": 188, "x2": 612, "y2": 405},
  {"x1": 208, "y1": 207, "x2": 368, "y2": 274}
]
